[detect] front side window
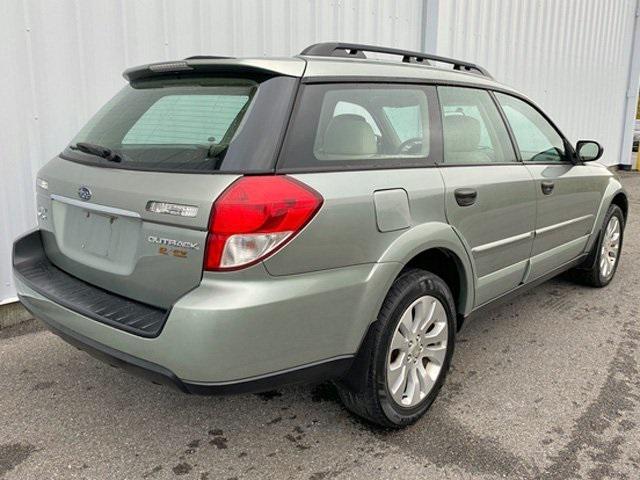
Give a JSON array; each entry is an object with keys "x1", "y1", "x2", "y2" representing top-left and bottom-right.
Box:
[
  {"x1": 495, "y1": 93, "x2": 567, "y2": 163},
  {"x1": 438, "y1": 86, "x2": 516, "y2": 164},
  {"x1": 278, "y1": 84, "x2": 439, "y2": 171}
]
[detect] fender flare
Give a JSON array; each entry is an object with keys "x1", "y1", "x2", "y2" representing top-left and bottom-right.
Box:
[
  {"x1": 377, "y1": 221, "x2": 475, "y2": 316},
  {"x1": 585, "y1": 178, "x2": 627, "y2": 254}
]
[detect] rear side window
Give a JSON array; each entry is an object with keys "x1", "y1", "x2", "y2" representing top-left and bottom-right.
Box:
[
  {"x1": 494, "y1": 93, "x2": 567, "y2": 163},
  {"x1": 278, "y1": 84, "x2": 440, "y2": 171},
  {"x1": 63, "y1": 76, "x2": 297, "y2": 173},
  {"x1": 438, "y1": 87, "x2": 516, "y2": 164}
]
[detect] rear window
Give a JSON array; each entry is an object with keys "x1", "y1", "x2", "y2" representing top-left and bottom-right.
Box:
[
  {"x1": 63, "y1": 76, "x2": 297, "y2": 173},
  {"x1": 278, "y1": 83, "x2": 440, "y2": 171},
  {"x1": 122, "y1": 94, "x2": 250, "y2": 145}
]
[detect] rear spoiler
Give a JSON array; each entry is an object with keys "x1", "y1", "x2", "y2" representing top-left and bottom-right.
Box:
[{"x1": 123, "y1": 58, "x2": 305, "y2": 82}]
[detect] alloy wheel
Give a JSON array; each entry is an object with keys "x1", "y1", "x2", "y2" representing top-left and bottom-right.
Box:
[
  {"x1": 600, "y1": 216, "x2": 621, "y2": 279},
  {"x1": 386, "y1": 295, "x2": 448, "y2": 408}
]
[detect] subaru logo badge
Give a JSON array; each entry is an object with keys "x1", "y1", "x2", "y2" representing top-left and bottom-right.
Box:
[{"x1": 78, "y1": 186, "x2": 92, "y2": 201}]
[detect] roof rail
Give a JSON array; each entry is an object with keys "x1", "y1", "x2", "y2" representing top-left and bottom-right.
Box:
[{"x1": 300, "y1": 42, "x2": 492, "y2": 78}]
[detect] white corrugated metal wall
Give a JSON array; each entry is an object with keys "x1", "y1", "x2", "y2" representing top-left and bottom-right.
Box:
[
  {"x1": 0, "y1": 0, "x2": 425, "y2": 303},
  {"x1": 426, "y1": 0, "x2": 640, "y2": 169},
  {"x1": 2, "y1": 0, "x2": 639, "y2": 304}
]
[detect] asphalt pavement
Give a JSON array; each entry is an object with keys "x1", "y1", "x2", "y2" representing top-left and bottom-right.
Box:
[{"x1": 1, "y1": 173, "x2": 639, "y2": 480}]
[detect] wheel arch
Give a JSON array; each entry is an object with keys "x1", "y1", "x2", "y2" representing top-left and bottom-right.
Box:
[
  {"x1": 377, "y1": 222, "x2": 475, "y2": 323},
  {"x1": 611, "y1": 191, "x2": 629, "y2": 221}
]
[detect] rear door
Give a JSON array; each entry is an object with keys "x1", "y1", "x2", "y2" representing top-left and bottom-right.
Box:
[
  {"x1": 36, "y1": 74, "x2": 298, "y2": 309},
  {"x1": 494, "y1": 92, "x2": 606, "y2": 280},
  {"x1": 437, "y1": 86, "x2": 537, "y2": 306}
]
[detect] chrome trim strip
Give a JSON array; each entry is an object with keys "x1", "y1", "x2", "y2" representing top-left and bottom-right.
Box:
[
  {"x1": 50, "y1": 194, "x2": 141, "y2": 219},
  {"x1": 472, "y1": 231, "x2": 534, "y2": 254},
  {"x1": 535, "y1": 214, "x2": 593, "y2": 235}
]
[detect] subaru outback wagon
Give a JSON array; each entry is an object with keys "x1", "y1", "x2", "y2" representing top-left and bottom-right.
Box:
[{"x1": 13, "y1": 43, "x2": 628, "y2": 427}]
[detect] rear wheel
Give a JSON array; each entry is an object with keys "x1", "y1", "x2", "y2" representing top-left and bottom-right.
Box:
[
  {"x1": 570, "y1": 204, "x2": 624, "y2": 287},
  {"x1": 336, "y1": 269, "x2": 456, "y2": 428}
]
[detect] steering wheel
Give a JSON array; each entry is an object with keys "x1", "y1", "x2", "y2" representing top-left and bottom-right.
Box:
[{"x1": 397, "y1": 137, "x2": 423, "y2": 155}]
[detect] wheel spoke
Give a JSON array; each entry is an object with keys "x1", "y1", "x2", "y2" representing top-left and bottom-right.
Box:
[
  {"x1": 423, "y1": 321, "x2": 447, "y2": 344},
  {"x1": 404, "y1": 366, "x2": 420, "y2": 405},
  {"x1": 423, "y1": 343, "x2": 447, "y2": 366},
  {"x1": 398, "y1": 308, "x2": 413, "y2": 338},
  {"x1": 417, "y1": 297, "x2": 437, "y2": 332},
  {"x1": 610, "y1": 232, "x2": 620, "y2": 244},
  {"x1": 416, "y1": 362, "x2": 435, "y2": 394},
  {"x1": 388, "y1": 363, "x2": 408, "y2": 398},
  {"x1": 390, "y1": 329, "x2": 409, "y2": 352}
]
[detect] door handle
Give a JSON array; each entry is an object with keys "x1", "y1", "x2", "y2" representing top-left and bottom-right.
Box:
[
  {"x1": 454, "y1": 188, "x2": 478, "y2": 207},
  {"x1": 541, "y1": 181, "x2": 555, "y2": 195}
]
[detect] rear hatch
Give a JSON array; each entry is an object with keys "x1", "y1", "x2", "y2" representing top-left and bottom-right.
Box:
[{"x1": 36, "y1": 61, "x2": 302, "y2": 309}]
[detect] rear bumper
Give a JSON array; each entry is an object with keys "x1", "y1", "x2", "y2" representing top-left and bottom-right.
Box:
[
  {"x1": 18, "y1": 304, "x2": 352, "y2": 394},
  {"x1": 13, "y1": 229, "x2": 398, "y2": 390}
]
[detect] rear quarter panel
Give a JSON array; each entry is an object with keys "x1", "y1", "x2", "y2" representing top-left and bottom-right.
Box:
[
  {"x1": 263, "y1": 169, "x2": 447, "y2": 274},
  {"x1": 263, "y1": 168, "x2": 475, "y2": 315}
]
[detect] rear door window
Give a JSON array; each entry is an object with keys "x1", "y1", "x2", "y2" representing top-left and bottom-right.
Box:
[
  {"x1": 438, "y1": 87, "x2": 516, "y2": 164},
  {"x1": 278, "y1": 84, "x2": 440, "y2": 171}
]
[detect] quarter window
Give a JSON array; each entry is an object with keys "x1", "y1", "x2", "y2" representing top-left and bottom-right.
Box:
[
  {"x1": 495, "y1": 93, "x2": 567, "y2": 162},
  {"x1": 438, "y1": 87, "x2": 516, "y2": 164}
]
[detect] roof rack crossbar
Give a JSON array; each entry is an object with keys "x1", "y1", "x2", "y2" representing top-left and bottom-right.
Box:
[{"x1": 300, "y1": 42, "x2": 492, "y2": 78}]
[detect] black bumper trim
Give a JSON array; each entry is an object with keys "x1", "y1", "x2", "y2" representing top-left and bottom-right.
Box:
[
  {"x1": 12, "y1": 230, "x2": 168, "y2": 338},
  {"x1": 22, "y1": 298, "x2": 353, "y2": 395}
]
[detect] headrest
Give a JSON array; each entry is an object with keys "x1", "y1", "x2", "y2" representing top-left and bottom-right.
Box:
[
  {"x1": 444, "y1": 115, "x2": 481, "y2": 152},
  {"x1": 322, "y1": 114, "x2": 377, "y2": 156}
]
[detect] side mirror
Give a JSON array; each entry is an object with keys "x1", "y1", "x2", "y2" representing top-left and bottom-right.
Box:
[{"x1": 576, "y1": 140, "x2": 603, "y2": 162}]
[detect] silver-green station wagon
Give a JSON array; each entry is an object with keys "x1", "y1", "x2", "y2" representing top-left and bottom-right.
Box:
[{"x1": 13, "y1": 43, "x2": 628, "y2": 427}]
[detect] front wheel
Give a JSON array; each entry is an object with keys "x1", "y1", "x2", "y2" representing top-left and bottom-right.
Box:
[
  {"x1": 336, "y1": 269, "x2": 456, "y2": 428},
  {"x1": 570, "y1": 204, "x2": 624, "y2": 287}
]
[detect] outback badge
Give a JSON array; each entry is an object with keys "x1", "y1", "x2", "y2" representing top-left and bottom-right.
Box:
[{"x1": 147, "y1": 235, "x2": 200, "y2": 250}]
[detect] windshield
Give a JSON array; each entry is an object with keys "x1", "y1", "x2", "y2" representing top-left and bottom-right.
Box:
[{"x1": 63, "y1": 75, "x2": 297, "y2": 173}]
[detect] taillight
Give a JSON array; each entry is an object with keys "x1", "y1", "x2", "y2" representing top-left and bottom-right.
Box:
[{"x1": 204, "y1": 176, "x2": 323, "y2": 271}]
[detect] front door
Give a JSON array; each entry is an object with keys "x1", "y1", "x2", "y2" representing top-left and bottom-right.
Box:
[
  {"x1": 494, "y1": 92, "x2": 606, "y2": 280},
  {"x1": 438, "y1": 86, "x2": 537, "y2": 306}
]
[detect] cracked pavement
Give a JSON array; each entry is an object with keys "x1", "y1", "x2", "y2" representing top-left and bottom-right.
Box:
[{"x1": 1, "y1": 173, "x2": 639, "y2": 480}]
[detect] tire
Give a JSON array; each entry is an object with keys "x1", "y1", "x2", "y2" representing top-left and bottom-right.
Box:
[
  {"x1": 570, "y1": 204, "x2": 625, "y2": 287},
  {"x1": 336, "y1": 269, "x2": 456, "y2": 428}
]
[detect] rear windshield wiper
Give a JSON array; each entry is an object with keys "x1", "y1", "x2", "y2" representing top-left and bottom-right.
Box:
[{"x1": 70, "y1": 142, "x2": 124, "y2": 163}]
